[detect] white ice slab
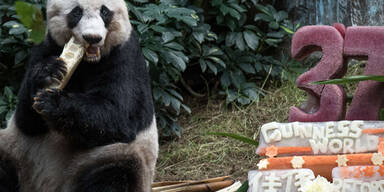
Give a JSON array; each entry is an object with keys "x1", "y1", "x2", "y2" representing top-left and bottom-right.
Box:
[
  {"x1": 248, "y1": 169, "x2": 315, "y2": 192},
  {"x1": 256, "y1": 121, "x2": 384, "y2": 156}
]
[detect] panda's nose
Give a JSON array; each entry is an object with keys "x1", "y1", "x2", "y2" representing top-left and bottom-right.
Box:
[{"x1": 83, "y1": 35, "x2": 102, "y2": 44}]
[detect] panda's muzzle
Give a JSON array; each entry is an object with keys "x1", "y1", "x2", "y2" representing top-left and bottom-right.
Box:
[
  {"x1": 83, "y1": 35, "x2": 102, "y2": 45},
  {"x1": 83, "y1": 35, "x2": 102, "y2": 63}
]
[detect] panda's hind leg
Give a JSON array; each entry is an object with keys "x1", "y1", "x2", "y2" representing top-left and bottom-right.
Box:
[
  {"x1": 75, "y1": 158, "x2": 145, "y2": 192},
  {"x1": 74, "y1": 156, "x2": 149, "y2": 192},
  {"x1": 70, "y1": 119, "x2": 158, "y2": 192},
  {"x1": 0, "y1": 155, "x2": 19, "y2": 192}
]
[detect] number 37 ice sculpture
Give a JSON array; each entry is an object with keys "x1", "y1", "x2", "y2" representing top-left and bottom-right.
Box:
[{"x1": 289, "y1": 24, "x2": 384, "y2": 122}]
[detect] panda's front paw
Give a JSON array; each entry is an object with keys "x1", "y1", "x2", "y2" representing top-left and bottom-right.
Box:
[
  {"x1": 32, "y1": 88, "x2": 61, "y2": 117},
  {"x1": 35, "y1": 57, "x2": 67, "y2": 87}
]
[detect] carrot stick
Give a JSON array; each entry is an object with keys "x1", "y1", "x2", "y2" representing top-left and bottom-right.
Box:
[
  {"x1": 258, "y1": 146, "x2": 313, "y2": 156},
  {"x1": 363, "y1": 128, "x2": 384, "y2": 134},
  {"x1": 262, "y1": 153, "x2": 379, "y2": 180}
]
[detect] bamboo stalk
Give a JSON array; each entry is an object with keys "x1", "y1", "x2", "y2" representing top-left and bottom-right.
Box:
[
  {"x1": 152, "y1": 176, "x2": 232, "y2": 192},
  {"x1": 198, "y1": 176, "x2": 231, "y2": 183},
  {"x1": 152, "y1": 181, "x2": 191, "y2": 188},
  {"x1": 51, "y1": 37, "x2": 84, "y2": 90},
  {"x1": 152, "y1": 183, "x2": 188, "y2": 191},
  {"x1": 159, "y1": 180, "x2": 234, "y2": 192}
]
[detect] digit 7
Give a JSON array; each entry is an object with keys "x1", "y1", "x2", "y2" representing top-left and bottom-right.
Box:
[
  {"x1": 289, "y1": 25, "x2": 347, "y2": 122},
  {"x1": 344, "y1": 27, "x2": 384, "y2": 120}
]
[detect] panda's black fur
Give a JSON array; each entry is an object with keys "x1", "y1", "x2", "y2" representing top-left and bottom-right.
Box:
[
  {"x1": 0, "y1": 0, "x2": 158, "y2": 191},
  {"x1": 15, "y1": 31, "x2": 154, "y2": 148},
  {"x1": 0, "y1": 149, "x2": 18, "y2": 192}
]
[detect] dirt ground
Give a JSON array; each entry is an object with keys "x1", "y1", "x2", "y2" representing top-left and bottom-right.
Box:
[{"x1": 154, "y1": 82, "x2": 306, "y2": 182}]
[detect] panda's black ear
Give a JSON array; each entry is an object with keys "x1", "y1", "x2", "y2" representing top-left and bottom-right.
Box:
[
  {"x1": 100, "y1": 5, "x2": 113, "y2": 28},
  {"x1": 0, "y1": 154, "x2": 19, "y2": 192}
]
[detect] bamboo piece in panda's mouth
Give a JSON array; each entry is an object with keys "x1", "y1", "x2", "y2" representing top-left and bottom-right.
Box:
[{"x1": 50, "y1": 37, "x2": 85, "y2": 90}]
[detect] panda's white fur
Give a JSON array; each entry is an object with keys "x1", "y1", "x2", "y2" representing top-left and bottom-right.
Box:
[
  {"x1": 2, "y1": 0, "x2": 158, "y2": 191},
  {"x1": 1, "y1": 115, "x2": 158, "y2": 191},
  {"x1": 47, "y1": 0, "x2": 132, "y2": 57}
]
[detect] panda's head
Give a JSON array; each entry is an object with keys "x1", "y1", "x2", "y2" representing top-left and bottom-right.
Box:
[{"x1": 47, "y1": 0, "x2": 132, "y2": 62}]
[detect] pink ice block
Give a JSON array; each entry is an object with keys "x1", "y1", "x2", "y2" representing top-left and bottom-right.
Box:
[
  {"x1": 344, "y1": 27, "x2": 384, "y2": 120},
  {"x1": 333, "y1": 23, "x2": 346, "y2": 38},
  {"x1": 289, "y1": 25, "x2": 346, "y2": 122}
]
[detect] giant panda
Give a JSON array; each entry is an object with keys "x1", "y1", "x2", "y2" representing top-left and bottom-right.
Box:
[{"x1": 0, "y1": 0, "x2": 158, "y2": 191}]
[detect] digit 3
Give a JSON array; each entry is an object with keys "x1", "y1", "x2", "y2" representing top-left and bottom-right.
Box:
[{"x1": 289, "y1": 25, "x2": 347, "y2": 122}]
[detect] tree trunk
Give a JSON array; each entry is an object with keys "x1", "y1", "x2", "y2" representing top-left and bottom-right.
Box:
[{"x1": 279, "y1": 0, "x2": 384, "y2": 26}]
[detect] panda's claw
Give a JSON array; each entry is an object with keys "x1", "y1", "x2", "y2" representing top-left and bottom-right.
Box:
[
  {"x1": 45, "y1": 88, "x2": 55, "y2": 93},
  {"x1": 54, "y1": 77, "x2": 62, "y2": 85},
  {"x1": 43, "y1": 76, "x2": 61, "y2": 87},
  {"x1": 35, "y1": 91, "x2": 43, "y2": 97},
  {"x1": 32, "y1": 101, "x2": 44, "y2": 114},
  {"x1": 35, "y1": 107, "x2": 48, "y2": 116},
  {"x1": 56, "y1": 71, "x2": 65, "y2": 80},
  {"x1": 56, "y1": 68, "x2": 67, "y2": 79},
  {"x1": 50, "y1": 77, "x2": 62, "y2": 86},
  {"x1": 32, "y1": 89, "x2": 61, "y2": 117},
  {"x1": 36, "y1": 57, "x2": 68, "y2": 88},
  {"x1": 58, "y1": 65, "x2": 68, "y2": 73}
]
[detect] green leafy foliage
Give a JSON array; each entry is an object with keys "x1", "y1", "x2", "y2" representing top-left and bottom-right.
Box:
[
  {"x1": 1, "y1": 0, "x2": 298, "y2": 136},
  {"x1": 0, "y1": 1, "x2": 46, "y2": 128},
  {"x1": 236, "y1": 180, "x2": 249, "y2": 192},
  {"x1": 14, "y1": 1, "x2": 45, "y2": 43},
  {"x1": 128, "y1": 0, "x2": 297, "y2": 136},
  {"x1": 0, "y1": 87, "x2": 17, "y2": 128},
  {"x1": 313, "y1": 75, "x2": 384, "y2": 85},
  {"x1": 0, "y1": 1, "x2": 45, "y2": 77}
]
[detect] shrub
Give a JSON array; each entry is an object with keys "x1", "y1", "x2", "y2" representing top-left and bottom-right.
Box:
[
  {"x1": 0, "y1": 0, "x2": 298, "y2": 136},
  {"x1": 0, "y1": 0, "x2": 46, "y2": 127}
]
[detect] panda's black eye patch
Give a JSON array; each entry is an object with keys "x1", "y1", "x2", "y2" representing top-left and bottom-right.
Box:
[
  {"x1": 67, "y1": 6, "x2": 83, "y2": 29},
  {"x1": 100, "y1": 5, "x2": 113, "y2": 27}
]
